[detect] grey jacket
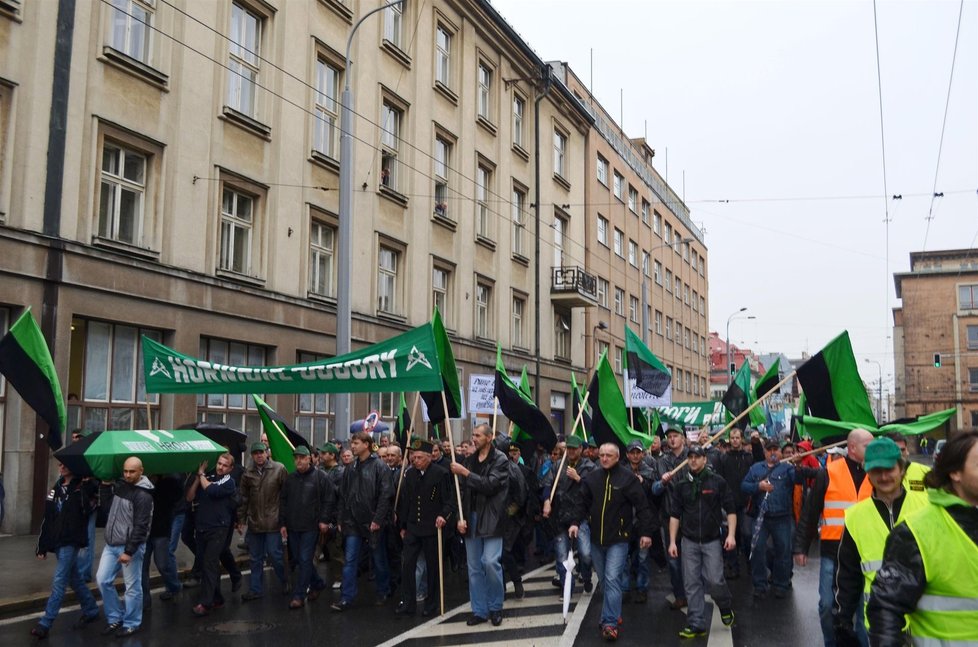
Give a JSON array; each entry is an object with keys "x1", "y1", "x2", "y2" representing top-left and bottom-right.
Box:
[{"x1": 101, "y1": 475, "x2": 154, "y2": 556}]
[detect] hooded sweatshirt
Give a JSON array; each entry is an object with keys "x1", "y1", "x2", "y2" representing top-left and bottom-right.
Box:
[{"x1": 101, "y1": 475, "x2": 154, "y2": 556}]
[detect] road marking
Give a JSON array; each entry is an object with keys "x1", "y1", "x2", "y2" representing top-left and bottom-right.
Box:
[{"x1": 377, "y1": 562, "x2": 595, "y2": 647}]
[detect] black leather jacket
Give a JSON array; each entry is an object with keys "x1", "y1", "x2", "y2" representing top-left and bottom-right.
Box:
[
  {"x1": 570, "y1": 462, "x2": 655, "y2": 546},
  {"x1": 458, "y1": 447, "x2": 510, "y2": 538},
  {"x1": 339, "y1": 453, "x2": 393, "y2": 536},
  {"x1": 866, "y1": 489, "x2": 978, "y2": 647}
]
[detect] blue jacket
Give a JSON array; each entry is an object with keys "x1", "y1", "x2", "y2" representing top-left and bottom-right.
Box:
[{"x1": 741, "y1": 461, "x2": 797, "y2": 518}]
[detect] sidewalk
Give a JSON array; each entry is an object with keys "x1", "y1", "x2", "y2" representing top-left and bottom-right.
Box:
[{"x1": 0, "y1": 532, "x2": 246, "y2": 619}]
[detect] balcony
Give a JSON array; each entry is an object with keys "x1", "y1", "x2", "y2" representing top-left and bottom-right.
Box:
[{"x1": 551, "y1": 266, "x2": 599, "y2": 307}]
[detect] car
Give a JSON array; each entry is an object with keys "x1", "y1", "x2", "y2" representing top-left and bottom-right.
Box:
[{"x1": 933, "y1": 439, "x2": 946, "y2": 461}]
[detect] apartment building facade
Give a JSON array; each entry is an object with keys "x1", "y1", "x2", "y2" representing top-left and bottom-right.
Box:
[
  {"x1": 893, "y1": 249, "x2": 978, "y2": 435},
  {"x1": 0, "y1": 0, "x2": 597, "y2": 532}
]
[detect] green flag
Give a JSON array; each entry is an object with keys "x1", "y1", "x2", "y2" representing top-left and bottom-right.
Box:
[
  {"x1": 587, "y1": 352, "x2": 655, "y2": 451},
  {"x1": 797, "y1": 408, "x2": 955, "y2": 445},
  {"x1": 392, "y1": 392, "x2": 412, "y2": 449},
  {"x1": 624, "y1": 327, "x2": 671, "y2": 398},
  {"x1": 722, "y1": 360, "x2": 752, "y2": 420},
  {"x1": 0, "y1": 308, "x2": 66, "y2": 449},
  {"x1": 143, "y1": 323, "x2": 443, "y2": 395},
  {"x1": 493, "y1": 347, "x2": 556, "y2": 451},
  {"x1": 796, "y1": 331, "x2": 876, "y2": 427},
  {"x1": 253, "y1": 394, "x2": 311, "y2": 472},
  {"x1": 753, "y1": 358, "x2": 781, "y2": 402},
  {"x1": 420, "y1": 307, "x2": 463, "y2": 424}
]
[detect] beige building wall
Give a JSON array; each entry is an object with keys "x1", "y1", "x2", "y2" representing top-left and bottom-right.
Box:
[{"x1": 0, "y1": 0, "x2": 594, "y2": 533}]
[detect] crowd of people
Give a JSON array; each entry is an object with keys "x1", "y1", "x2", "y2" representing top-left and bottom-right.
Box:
[{"x1": 29, "y1": 422, "x2": 978, "y2": 645}]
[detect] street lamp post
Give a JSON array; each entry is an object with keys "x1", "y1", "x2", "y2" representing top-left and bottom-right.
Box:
[
  {"x1": 725, "y1": 307, "x2": 748, "y2": 388},
  {"x1": 865, "y1": 358, "x2": 883, "y2": 423},
  {"x1": 336, "y1": 0, "x2": 405, "y2": 439}
]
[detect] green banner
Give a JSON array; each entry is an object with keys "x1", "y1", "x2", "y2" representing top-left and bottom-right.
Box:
[
  {"x1": 143, "y1": 324, "x2": 445, "y2": 394},
  {"x1": 656, "y1": 401, "x2": 725, "y2": 427}
]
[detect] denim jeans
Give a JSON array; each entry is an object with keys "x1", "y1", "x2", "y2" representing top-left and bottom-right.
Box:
[
  {"x1": 247, "y1": 531, "x2": 285, "y2": 596},
  {"x1": 40, "y1": 545, "x2": 100, "y2": 629},
  {"x1": 168, "y1": 512, "x2": 184, "y2": 582},
  {"x1": 681, "y1": 538, "x2": 731, "y2": 632},
  {"x1": 818, "y1": 552, "x2": 837, "y2": 647},
  {"x1": 464, "y1": 534, "x2": 504, "y2": 618},
  {"x1": 142, "y1": 535, "x2": 182, "y2": 602},
  {"x1": 289, "y1": 530, "x2": 324, "y2": 602},
  {"x1": 590, "y1": 541, "x2": 628, "y2": 628},
  {"x1": 750, "y1": 514, "x2": 793, "y2": 593},
  {"x1": 621, "y1": 543, "x2": 650, "y2": 592},
  {"x1": 76, "y1": 513, "x2": 97, "y2": 583},
  {"x1": 340, "y1": 533, "x2": 390, "y2": 604},
  {"x1": 97, "y1": 543, "x2": 145, "y2": 630},
  {"x1": 555, "y1": 521, "x2": 592, "y2": 588}
]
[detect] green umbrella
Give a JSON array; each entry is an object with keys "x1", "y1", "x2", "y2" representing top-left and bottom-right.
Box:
[{"x1": 54, "y1": 429, "x2": 226, "y2": 480}]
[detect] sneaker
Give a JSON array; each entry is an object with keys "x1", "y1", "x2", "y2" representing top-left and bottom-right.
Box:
[
  {"x1": 331, "y1": 600, "x2": 352, "y2": 612},
  {"x1": 721, "y1": 609, "x2": 735, "y2": 626},
  {"x1": 601, "y1": 625, "x2": 619, "y2": 641},
  {"x1": 678, "y1": 626, "x2": 707, "y2": 639},
  {"x1": 583, "y1": 577, "x2": 593, "y2": 594},
  {"x1": 490, "y1": 611, "x2": 502, "y2": 626},
  {"x1": 71, "y1": 613, "x2": 100, "y2": 630},
  {"x1": 183, "y1": 577, "x2": 200, "y2": 589},
  {"x1": 102, "y1": 622, "x2": 123, "y2": 635},
  {"x1": 115, "y1": 626, "x2": 140, "y2": 638},
  {"x1": 30, "y1": 625, "x2": 49, "y2": 639},
  {"x1": 513, "y1": 581, "x2": 525, "y2": 600},
  {"x1": 466, "y1": 614, "x2": 488, "y2": 626},
  {"x1": 551, "y1": 575, "x2": 561, "y2": 588}
]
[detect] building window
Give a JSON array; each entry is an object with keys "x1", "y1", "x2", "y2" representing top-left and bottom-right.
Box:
[
  {"x1": 968, "y1": 325, "x2": 978, "y2": 350},
  {"x1": 554, "y1": 310, "x2": 570, "y2": 359},
  {"x1": 665, "y1": 270, "x2": 673, "y2": 292},
  {"x1": 613, "y1": 228, "x2": 624, "y2": 257},
  {"x1": 434, "y1": 136, "x2": 451, "y2": 218},
  {"x1": 641, "y1": 200, "x2": 650, "y2": 224},
  {"x1": 98, "y1": 143, "x2": 146, "y2": 245},
  {"x1": 613, "y1": 171, "x2": 624, "y2": 200},
  {"x1": 553, "y1": 214, "x2": 566, "y2": 267},
  {"x1": 664, "y1": 222, "x2": 672, "y2": 245},
  {"x1": 693, "y1": 373, "x2": 700, "y2": 396},
  {"x1": 475, "y1": 163, "x2": 492, "y2": 238},
  {"x1": 675, "y1": 323, "x2": 683, "y2": 346},
  {"x1": 384, "y1": 0, "x2": 404, "y2": 48},
  {"x1": 614, "y1": 346, "x2": 624, "y2": 374},
  {"x1": 296, "y1": 351, "x2": 333, "y2": 445},
  {"x1": 219, "y1": 186, "x2": 255, "y2": 275},
  {"x1": 675, "y1": 276, "x2": 682, "y2": 300},
  {"x1": 683, "y1": 241, "x2": 690, "y2": 262},
  {"x1": 377, "y1": 245, "x2": 402, "y2": 314},
  {"x1": 655, "y1": 310, "x2": 663, "y2": 335},
  {"x1": 692, "y1": 334, "x2": 699, "y2": 354},
  {"x1": 597, "y1": 215, "x2": 609, "y2": 246},
  {"x1": 380, "y1": 101, "x2": 402, "y2": 191},
  {"x1": 553, "y1": 129, "x2": 567, "y2": 178},
  {"x1": 701, "y1": 336, "x2": 707, "y2": 356},
  {"x1": 309, "y1": 219, "x2": 335, "y2": 297},
  {"x1": 628, "y1": 186, "x2": 638, "y2": 212},
  {"x1": 969, "y1": 368, "x2": 978, "y2": 390},
  {"x1": 654, "y1": 211, "x2": 662, "y2": 236},
  {"x1": 512, "y1": 95, "x2": 525, "y2": 148},
  {"x1": 700, "y1": 296, "x2": 706, "y2": 315},
  {"x1": 614, "y1": 287, "x2": 625, "y2": 316},
  {"x1": 68, "y1": 318, "x2": 160, "y2": 431},
  {"x1": 228, "y1": 3, "x2": 261, "y2": 117},
  {"x1": 684, "y1": 328, "x2": 690, "y2": 349},
  {"x1": 597, "y1": 155, "x2": 608, "y2": 185},
  {"x1": 477, "y1": 63, "x2": 492, "y2": 121},
  {"x1": 197, "y1": 336, "x2": 264, "y2": 433},
  {"x1": 654, "y1": 260, "x2": 662, "y2": 285},
  {"x1": 628, "y1": 240, "x2": 638, "y2": 267},
  {"x1": 692, "y1": 252, "x2": 698, "y2": 271},
  {"x1": 314, "y1": 58, "x2": 340, "y2": 159},
  {"x1": 109, "y1": 0, "x2": 154, "y2": 63},
  {"x1": 432, "y1": 264, "x2": 451, "y2": 324},
  {"x1": 475, "y1": 281, "x2": 493, "y2": 338},
  {"x1": 665, "y1": 316, "x2": 673, "y2": 340},
  {"x1": 597, "y1": 278, "x2": 608, "y2": 308},
  {"x1": 512, "y1": 294, "x2": 526, "y2": 348},
  {"x1": 512, "y1": 185, "x2": 526, "y2": 257},
  {"x1": 692, "y1": 290, "x2": 699, "y2": 312},
  {"x1": 629, "y1": 296, "x2": 639, "y2": 323},
  {"x1": 435, "y1": 25, "x2": 451, "y2": 86},
  {"x1": 960, "y1": 284, "x2": 978, "y2": 310},
  {"x1": 684, "y1": 284, "x2": 690, "y2": 305},
  {"x1": 642, "y1": 251, "x2": 650, "y2": 277}
]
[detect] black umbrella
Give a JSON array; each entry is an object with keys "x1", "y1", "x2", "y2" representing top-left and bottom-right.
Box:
[
  {"x1": 52, "y1": 431, "x2": 102, "y2": 477},
  {"x1": 349, "y1": 420, "x2": 390, "y2": 436},
  {"x1": 178, "y1": 422, "x2": 248, "y2": 454}
]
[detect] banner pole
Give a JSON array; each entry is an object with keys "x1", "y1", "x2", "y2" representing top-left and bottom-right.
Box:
[
  {"x1": 440, "y1": 390, "x2": 465, "y2": 524},
  {"x1": 780, "y1": 438, "x2": 846, "y2": 463},
  {"x1": 549, "y1": 389, "x2": 589, "y2": 504},
  {"x1": 394, "y1": 393, "x2": 420, "y2": 512},
  {"x1": 491, "y1": 397, "x2": 499, "y2": 440},
  {"x1": 437, "y1": 525, "x2": 445, "y2": 616},
  {"x1": 667, "y1": 371, "x2": 797, "y2": 477}
]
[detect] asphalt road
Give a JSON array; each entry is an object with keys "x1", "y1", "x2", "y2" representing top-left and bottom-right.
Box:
[{"x1": 2, "y1": 547, "x2": 825, "y2": 647}]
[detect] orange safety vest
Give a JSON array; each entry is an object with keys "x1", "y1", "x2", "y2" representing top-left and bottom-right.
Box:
[{"x1": 821, "y1": 458, "x2": 873, "y2": 541}]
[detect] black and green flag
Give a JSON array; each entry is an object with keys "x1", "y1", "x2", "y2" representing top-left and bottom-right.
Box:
[
  {"x1": 796, "y1": 331, "x2": 876, "y2": 427},
  {"x1": 420, "y1": 307, "x2": 463, "y2": 424},
  {"x1": 624, "y1": 327, "x2": 671, "y2": 397},
  {"x1": 493, "y1": 347, "x2": 557, "y2": 451},
  {"x1": 253, "y1": 394, "x2": 311, "y2": 473},
  {"x1": 722, "y1": 360, "x2": 752, "y2": 420},
  {"x1": 752, "y1": 358, "x2": 781, "y2": 402},
  {"x1": 588, "y1": 352, "x2": 655, "y2": 452},
  {"x1": 392, "y1": 392, "x2": 412, "y2": 448},
  {"x1": 0, "y1": 308, "x2": 66, "y2": 449}
]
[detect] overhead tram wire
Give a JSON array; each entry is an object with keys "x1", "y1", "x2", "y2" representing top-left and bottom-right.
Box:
[
  {"x1": 872, "y1": 0, "x2": 892, "y2": 333},
  {"x1": 922, "y1": 0, "x2": 966, "y2": 250}
]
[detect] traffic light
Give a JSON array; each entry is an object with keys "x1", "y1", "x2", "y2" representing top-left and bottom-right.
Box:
[
  {"x1": 730, "y1": 362, "x2": 736, "y2": 375},
  {"x1": 934, "y1": 353, "x2": 941, "y2": 368}
]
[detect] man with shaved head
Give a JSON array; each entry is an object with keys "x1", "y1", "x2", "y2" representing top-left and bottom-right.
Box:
[
  {"x1": 97, "y1": 456, "x2": 154, "y2": 638},
  {"x1": 793, "y1": 429, "x2": 875, "y2": 647}
]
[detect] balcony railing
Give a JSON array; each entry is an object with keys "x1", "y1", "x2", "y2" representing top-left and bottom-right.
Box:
[{"x1": 551, "y1": 266, "x2": 598, "y2": 305}]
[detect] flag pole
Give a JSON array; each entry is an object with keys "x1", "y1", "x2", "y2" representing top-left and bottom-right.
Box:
[
  {"x1": 437, "y1": 525, "x2": 445, "y2": 616},
  {"x1": 491, "y1": 397, "x2": 499, "y2": 440},
  {"x1": 440, "y1": 390, "x2": 465, "y2": 524},
  {"x1": 667, "y1": 371, "x2": 797, "y2": 477},
  {"x1": 549, "y1": 389, "x2": 589, "y2": 504},
  {"x1": 780, "y1": 438, "x2": 846, "y2": 463},
  {"x1": 394, "y1": 392, "x2": 422, "y2": 511}
]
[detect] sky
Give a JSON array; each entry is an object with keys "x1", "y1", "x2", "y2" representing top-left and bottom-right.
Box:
[{"x1": 491, "y1": 0, "x2": 978, "y2": 392}]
